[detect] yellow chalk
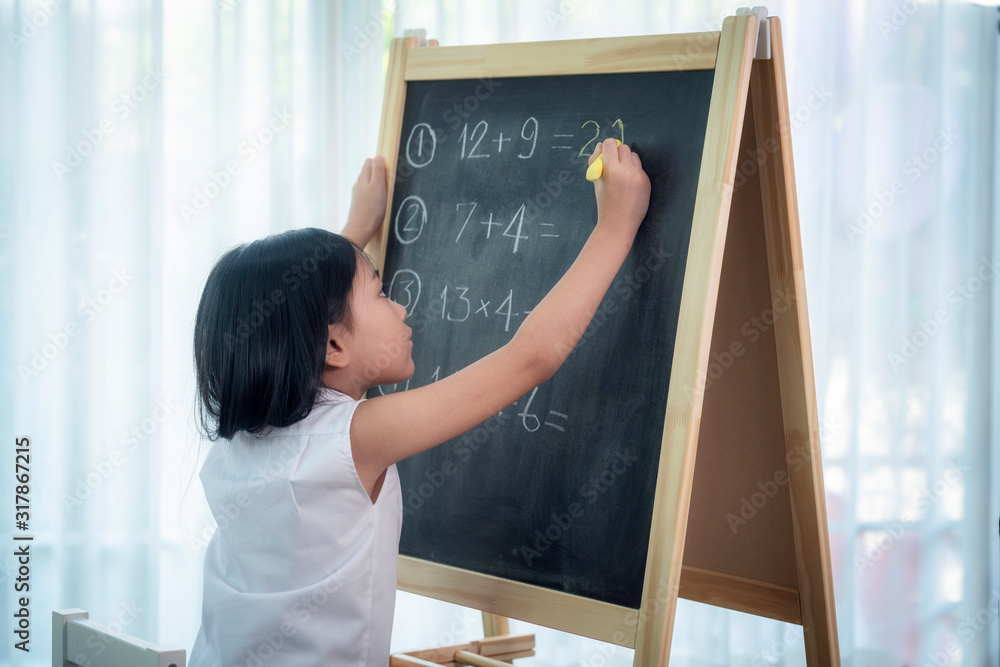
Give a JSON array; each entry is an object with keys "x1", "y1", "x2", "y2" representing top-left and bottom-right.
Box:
[{"x1": 585, "y1": 139, "x2": 622, "y2": 182}]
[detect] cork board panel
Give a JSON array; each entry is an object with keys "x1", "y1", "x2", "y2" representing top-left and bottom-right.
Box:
[{"x1": 681, "y1": 92, "x2": 798, "y2": 589}]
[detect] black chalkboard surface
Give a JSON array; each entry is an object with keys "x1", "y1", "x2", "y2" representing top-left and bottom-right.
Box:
[{"x1": 378, "y1": 70, "x2": 714, "y2": 609}]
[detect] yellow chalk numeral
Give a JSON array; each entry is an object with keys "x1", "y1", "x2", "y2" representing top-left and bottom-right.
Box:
[{"x1": 577, "y1": 118, "x2": 625, "y2": 158}]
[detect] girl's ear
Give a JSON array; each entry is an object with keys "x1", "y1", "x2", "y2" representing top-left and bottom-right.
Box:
[{"x1": 325, "y1": 323, "x2": 350, "y2": 369}]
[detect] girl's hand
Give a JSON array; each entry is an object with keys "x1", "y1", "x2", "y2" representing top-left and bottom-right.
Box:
[
  {"x1": 341, "y1": 156, "x2": 388, "y2": 247},
  {"x1": 589, "y1": 138, "x2": 651, "y2": 238}
]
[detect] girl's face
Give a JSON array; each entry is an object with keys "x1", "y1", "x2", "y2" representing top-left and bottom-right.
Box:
[{"x1": 341, "y1": 260, "x2": 414, "y2": 390}]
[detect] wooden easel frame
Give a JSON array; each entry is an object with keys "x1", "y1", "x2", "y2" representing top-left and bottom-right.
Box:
[{"x1": 371, "y1": 14, "x2": 839, "y2": 666}]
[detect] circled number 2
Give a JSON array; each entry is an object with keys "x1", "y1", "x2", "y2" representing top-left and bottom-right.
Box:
[{"x1": 394, "y1": 196, "x2": 427, "y2": 245}]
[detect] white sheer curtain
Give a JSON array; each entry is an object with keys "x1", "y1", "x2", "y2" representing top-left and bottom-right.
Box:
[
  {"x1": 0, "y1": 0, "x2": 385, "y2": 662},
  {"x1": 1, "y1": 1, "x2": 996, "y2": 665}
]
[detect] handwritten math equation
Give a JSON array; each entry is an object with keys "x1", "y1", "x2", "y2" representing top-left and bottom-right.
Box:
[
  {"x1": 395, "y1": 199, "x2": 561, "y2": 253},
  {"x1": 387, "y1": 266, "x2": 534, "y2": 332},
  {"x1": 403, "y1": 116, "x2": 626, "y2": 169}
]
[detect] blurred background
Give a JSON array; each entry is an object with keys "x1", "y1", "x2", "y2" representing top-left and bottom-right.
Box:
[{"x1": 1, "y1": 0, "x2": 998, "y2": 665}]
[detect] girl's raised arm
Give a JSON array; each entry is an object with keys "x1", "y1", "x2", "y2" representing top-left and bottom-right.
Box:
[{"x1": 350, "y1": 138, "x2": 651, "y2": 496}]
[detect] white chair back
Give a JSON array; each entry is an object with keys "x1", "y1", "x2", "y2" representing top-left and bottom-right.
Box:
[{"x1": 52, "y1": 609, "x2": 186, "y2": 667}]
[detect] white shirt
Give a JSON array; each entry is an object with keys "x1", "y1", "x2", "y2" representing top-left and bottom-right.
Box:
[{"x1": 189, "y1": 388, "x2": 402, "y2": 667}]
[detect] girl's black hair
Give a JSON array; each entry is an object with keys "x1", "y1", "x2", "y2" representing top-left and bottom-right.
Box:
[{"x1": 193, "y1": 228, "x2": 361, "y2": 440}]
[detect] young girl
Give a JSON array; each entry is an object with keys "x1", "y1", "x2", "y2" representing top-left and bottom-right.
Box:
[{"x1": 189, "y1": 139, "x2": 650, "y2": 667}]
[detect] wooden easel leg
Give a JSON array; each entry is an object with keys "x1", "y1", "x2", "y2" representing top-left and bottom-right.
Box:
[
  {"x1": 481, "y1": 613, "x2": 509, "y2": 637},
  {"x1": 749, "y1": 18, "x2": 841, "y2": 667}
]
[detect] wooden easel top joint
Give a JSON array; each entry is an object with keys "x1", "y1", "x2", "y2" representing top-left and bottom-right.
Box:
[
  {"x1": 402, "y1": 28, "x2": 431, "y2": 47},
  {"x1": 735, "y1": 6, "x2": 771, "y2": 60}
]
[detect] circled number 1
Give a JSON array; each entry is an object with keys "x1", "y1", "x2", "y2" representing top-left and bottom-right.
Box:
[{"x1": 405, "y1": 123, "x2": 436, "y2": 168}]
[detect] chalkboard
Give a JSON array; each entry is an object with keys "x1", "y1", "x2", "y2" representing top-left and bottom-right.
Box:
[{"x1": 378, "y1": 71, "x2": 715, "y2": 609}]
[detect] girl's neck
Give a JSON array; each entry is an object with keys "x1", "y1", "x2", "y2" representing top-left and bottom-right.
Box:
[{"x1": 321, "y1": 368, "x2": 367, "y2": 401}]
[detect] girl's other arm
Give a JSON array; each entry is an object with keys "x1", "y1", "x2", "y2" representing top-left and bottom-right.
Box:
[
  {"x1": 351, "y1": 139, "x2": 650, "y2": 491},
  {"x1": 341, "y1": 156, "x2": 388, "y2": 248}
]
